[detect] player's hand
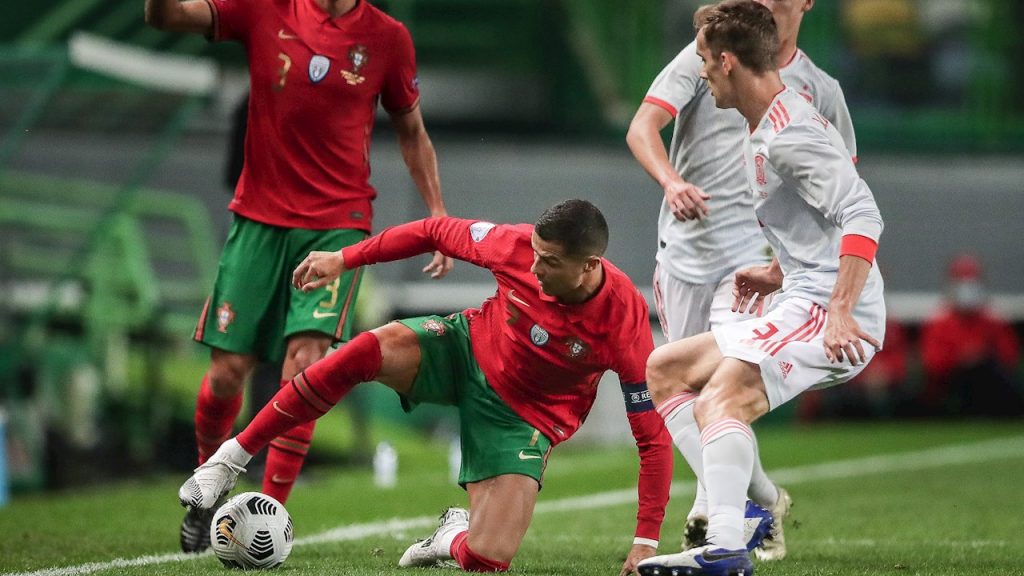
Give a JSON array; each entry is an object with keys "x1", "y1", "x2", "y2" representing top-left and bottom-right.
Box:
[
  {"x1": 664, "y1": 180, "x2": 710, "y2": 221},
  {"x1": 823, "y1": 308, "x2": 880, "y2": 365},
  {"x1": 292, "y1": 250, "x2": 347, "y2": 292},
  {"x1": 619, "y1": 543, "x2": 656, "y2": 576},
  {"x1": 732, "y1": 263, "x2": 783, "y2": 314},
  {"x1": 422, "y1": 250, "x2": 453, "y2": 279}
]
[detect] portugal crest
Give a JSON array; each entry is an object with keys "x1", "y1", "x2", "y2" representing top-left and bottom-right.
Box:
[
  {"x1": 565, "y1": 337, "x2": 590, "y2": 359},
  {"x1": 421, "y1": 318, "x2": 446, "y2": 337},
  {"x1": 308, "y1": 55, "x2": 331, "y2": 83},
  {"x1": 341, "y1": 45, "x2": 368, "y2": 85},
  {"x1": 216, "y1": 302, "x2": 235, "y2": 333}
]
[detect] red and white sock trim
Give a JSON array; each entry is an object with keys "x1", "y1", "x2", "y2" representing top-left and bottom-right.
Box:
[
  {"x1": 656, "y1": 392, "x2": 698, "y2": 420},
  {"x1": 700, "y1": 418, "x2": 753, "y2": 446}
]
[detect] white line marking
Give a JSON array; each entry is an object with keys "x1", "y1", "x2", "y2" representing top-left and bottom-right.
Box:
[{"x1": 6, "y1": 435, "x2": 1024, "y2": 576}]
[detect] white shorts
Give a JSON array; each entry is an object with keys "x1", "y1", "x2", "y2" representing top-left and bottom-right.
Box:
[
  {"x1": 653, "y1": 263, "x2": 767, "y2": 342},
  {"x1": 711, "y1": 297, "x2": 876, "y2": 410}
]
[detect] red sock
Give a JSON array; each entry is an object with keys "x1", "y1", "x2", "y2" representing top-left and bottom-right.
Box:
[
  {"x1": 262, "y1": 379, "x2": 316, "y2": 503},
  {"x1": 451, "y1": 532, "x2": 510, "y2": 572},
  {"x1": 236, "y1": 332, "x2": 382, "y2": 455},
  {"x1": 195, "y1": 374, "x2": 243, "y2": 465}
]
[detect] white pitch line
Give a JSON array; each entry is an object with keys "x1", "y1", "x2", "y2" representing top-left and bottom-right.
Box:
[{"x1": 5, "y1": 435, "x2": 1024, "y2": 576}]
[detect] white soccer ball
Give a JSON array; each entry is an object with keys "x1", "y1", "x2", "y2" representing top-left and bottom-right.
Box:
[{"x1": 210, "y1": 492, "x2": 294, "y2": 570}]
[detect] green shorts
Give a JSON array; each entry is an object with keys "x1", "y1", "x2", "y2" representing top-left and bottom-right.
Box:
[
  {"x1": 194, "y1": 215, "x2": 366, "y2": 361},
  {"x1": 397, "y1": 313, "x2": 553, "y2": 487}
]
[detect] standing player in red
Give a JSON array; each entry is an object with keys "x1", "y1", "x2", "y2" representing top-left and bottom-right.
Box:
[
  {"x1": 178, "y1": 200, "x2": 673, "y2": 574},
  {"x1": 144, "y1": 0, "x2": 453, "y2": 553}
]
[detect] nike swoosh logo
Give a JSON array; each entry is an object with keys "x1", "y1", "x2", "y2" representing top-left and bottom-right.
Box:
[
  {"x1": 272, "y1": 401, "x2": 296, "y2": 419},
  {"x1": 699, "y1": 549, "x2": 748, "y2": 562},
  {"x1": 270, "y1": 474, "x2": 295, "y2": 484},
  {"x1": 508, "y1": 289, "x2": 531, "y2": 308},
  {"x1": 278, "y1": 28, "x2": 299, "y2": 40},
  {"x1": 313, "y1": 310, "x2": 339, "y2": 319},
  {"x1": 517, "y1": 450, "x2": 542, "y2": 460}
]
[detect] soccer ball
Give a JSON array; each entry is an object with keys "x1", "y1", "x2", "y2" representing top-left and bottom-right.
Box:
[{"x1": 210, "y1": 492, "x2": 294, "y2": 570}]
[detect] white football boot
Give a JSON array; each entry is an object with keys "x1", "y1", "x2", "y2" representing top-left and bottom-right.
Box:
[
  {"x1": 178, "y1": 438, "x2": 250, "y2": 511},
  {"x1": 638, "y1": 544, "x2": 754, "y2": 576},
  {"x1": 754, "y1": 486, "x2": 791, "y2": 561},
  {"x1": 398, "y1": 507, "x2": 470, "y2": 568}
]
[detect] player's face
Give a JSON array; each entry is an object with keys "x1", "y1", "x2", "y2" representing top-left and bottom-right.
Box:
[
  {"x1": 530, "y1": 232, "x2": 590, "y2": 298},
  {"x1": 696, "y1": 29, "x2": 735, "y2": 109},
  {"x1": 755, "y1": 0, "x2": 812, "y2": 46}
]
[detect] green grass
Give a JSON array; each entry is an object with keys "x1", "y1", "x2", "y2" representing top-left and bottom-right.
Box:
[{"x1": 1, "y1": 421, "x2": 1023, "y2": 576}]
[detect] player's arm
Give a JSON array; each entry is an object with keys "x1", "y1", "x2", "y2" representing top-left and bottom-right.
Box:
[
  {"x1": 390, "y1": 105, "x2": 452, "y2": 279},
  {"x1": 144, "y1": 0, "x2": 213, "y2": 35},
  {"x1": 292, "y1": 218, "x2": 512, "y2": 291},
  {"x1": 626, "y1": 102, "x2": 709, "y2": 221},
  {"x1": 614, "y1": 306, "x2": 673, "y2": 576},
  {"x1": 773, "y1": 126, "x2": 883, "y2": 364},
  {"x1": 826, "y1": 254, "x2": 881, "y2": 365}
]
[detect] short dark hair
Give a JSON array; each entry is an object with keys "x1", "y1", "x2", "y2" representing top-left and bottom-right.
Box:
[
  {"x1": 694, "y1": 0, "x2": 778, "y2": 74},
  {"x1": 534, "y1": 199, "x2": 609, "y2": 258}
]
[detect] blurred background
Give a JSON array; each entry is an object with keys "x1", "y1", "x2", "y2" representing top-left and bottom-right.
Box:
[{"x1": 0, "y1": 0, "x2": 1022, "y2": 502}]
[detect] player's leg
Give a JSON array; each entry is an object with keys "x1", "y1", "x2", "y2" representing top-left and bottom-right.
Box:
[
  {"x1": 197, "y1": 349, "x2": 256, "y2": 464},
  {"x1": 184, "y1": 216, "x2": 283, "y2": 552},
  {"x1": 179, "y1": 321, "x2": 419, "y2": 510},
  {"x1": 461, "y1": 475, "x2": 537, "y2": 567},
  {"x1": 261, "y1": 228, "x2": 367, "y2": 502},
  {"x1": 709, "y1": 273, "x2": 787, "y2": 560},
  {"x1": 260, "y1": 333, "x2": 332, "y2": 503},
  {"x1": 636, "y1": 356, "x2": 766, "y2": 576},
  {"x1": 399, "y1": 319, "x2": 547, "y2": 571},
  {"x1": 651, "y1": 267, "x2": 718, "y2": 539}
]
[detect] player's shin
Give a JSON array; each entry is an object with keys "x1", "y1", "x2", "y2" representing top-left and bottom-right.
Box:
[
  {"x1": 701, "y1": 418, "x2": 755, "y2": 550},
  {"x1": 236, "y1": 332, "x2": 382, "y2": 454},
  {"x1": 262, "y1": 418, "x2": 316, "y2": 503},
  {"x1": 195, "y1": 374, "x2": 243, "y2": 464}
]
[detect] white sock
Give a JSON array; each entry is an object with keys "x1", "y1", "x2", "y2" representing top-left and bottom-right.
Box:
[
  {"x1": 659, "y1": 392, "x2": 707, "y2": 519},
  {"x1": 701, "y1": 418, "x2": 755, "y2": 550},
  {"x1": 217, "y1": 438, "x2": 253, "y2": 468},
  {"x1": 747, "y1": 429, "x2": 779, "y2": 509}
]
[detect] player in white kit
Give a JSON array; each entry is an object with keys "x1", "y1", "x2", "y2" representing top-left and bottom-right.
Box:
[
  {"x1": 636, "y1": 2, "x2": 885, "y2": 575},
  {"x1": 626, "y1": 0, "x2": 856, "y2": 560}
]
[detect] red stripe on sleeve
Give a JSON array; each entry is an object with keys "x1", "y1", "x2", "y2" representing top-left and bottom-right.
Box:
[
  {"x1": 643, "y1": 96, "x2": 677, "y2": 118},
  {"x1": 840, "y1": 234, "x2": 878, "y2": 263}
]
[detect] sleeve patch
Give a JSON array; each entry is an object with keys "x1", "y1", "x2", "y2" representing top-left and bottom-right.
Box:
[
  {"x1": 469, "y1": 221, "x2": 496, "y2": 242},
  {"x1": 621, "y1": 382, "x2": 655, "y2": 413}
]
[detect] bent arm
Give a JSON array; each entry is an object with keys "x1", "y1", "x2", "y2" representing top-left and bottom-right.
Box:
[
  {"x1": 144, "y1": 0, "x2": 213, "y2": 35},
  {"x1": 626, "y1": 102, "x2": 678, "y2": 189}
]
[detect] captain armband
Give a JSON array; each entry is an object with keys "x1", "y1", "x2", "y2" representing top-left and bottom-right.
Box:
[{"x1": 620, "y1": 382, "x2": 655, "y2": 414}]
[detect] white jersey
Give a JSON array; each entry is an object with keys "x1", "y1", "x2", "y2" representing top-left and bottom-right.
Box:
[
  {"x1": 646, "y1": 44, "x2": 856, "y2": 284},
  {"x1": 743, "y1": 88, "x2": 885, "y2": 341}
]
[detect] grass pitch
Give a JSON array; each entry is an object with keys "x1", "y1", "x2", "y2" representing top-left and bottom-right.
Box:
[{"x1": 1, "y1": 421, "x2": 1022, "y2": 576}]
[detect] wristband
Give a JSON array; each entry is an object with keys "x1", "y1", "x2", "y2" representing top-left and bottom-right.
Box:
[{"x1": 633, "y1": 537, "x2": 659, "y2": 549}]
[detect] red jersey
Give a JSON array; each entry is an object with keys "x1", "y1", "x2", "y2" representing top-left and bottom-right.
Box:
[
  {"x1": 206, "y1": 0, "x2": 420, "y2": 231},
  {"x1": 344, "y1": 217, "x2": 673, "y2": 542}
]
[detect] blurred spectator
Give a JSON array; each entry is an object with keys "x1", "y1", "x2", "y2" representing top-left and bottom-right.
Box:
[{"x1": 919, "y1": 254, "x2": 1022, "y2": 417}]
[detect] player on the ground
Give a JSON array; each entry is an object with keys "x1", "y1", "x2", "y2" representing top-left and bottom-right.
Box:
[
  {"x1": 144, "y1": 0, "x2": 453, "y2": 552},
  {"x1": 178, "y1": 200, "x2": 674, "y2": 575},
  {"x1": 626, "y1": 0, "x2": 856, "y2": 559},
  {"x1": 635, "y1": 2, "x2": 885, "y2": 574}
]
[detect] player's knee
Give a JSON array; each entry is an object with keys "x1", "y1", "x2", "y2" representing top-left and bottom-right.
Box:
[
  {"x1": 646, "y1": 347, "x2": 694, "y2": 404},
  {"x1": 207, "y1": 364, "x2": 248, "y2": 396},
  {"x1": 694, "y1": 381, "x2": 765, "y2": 426}
]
